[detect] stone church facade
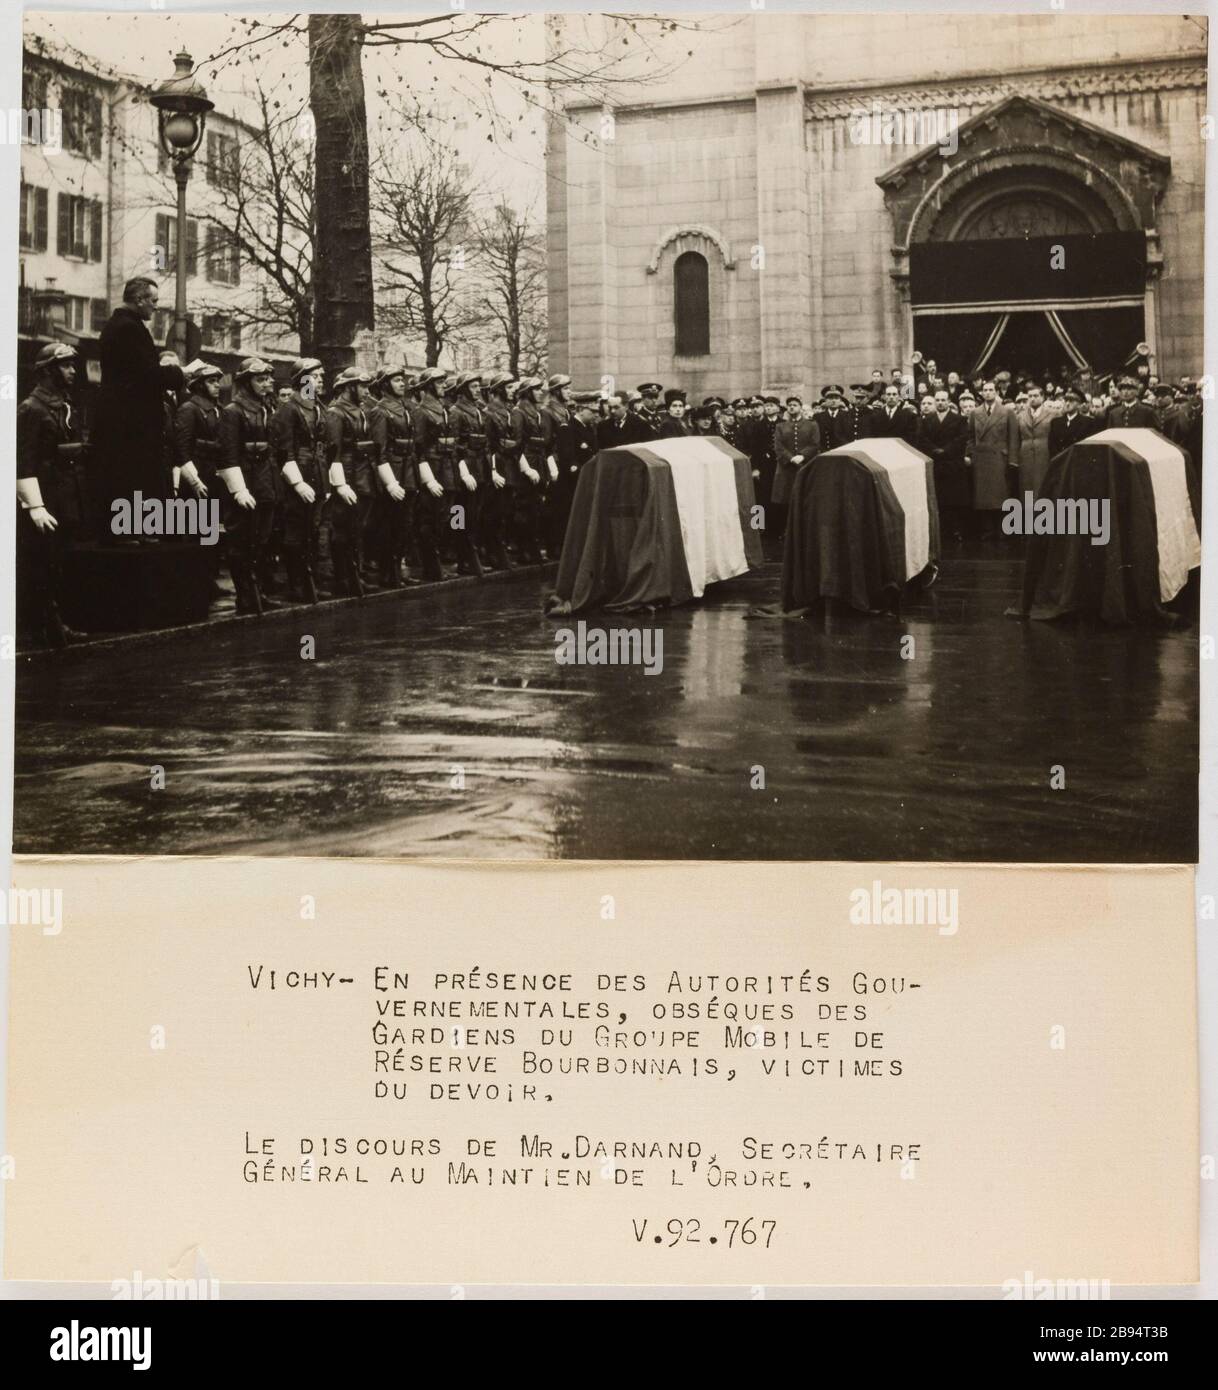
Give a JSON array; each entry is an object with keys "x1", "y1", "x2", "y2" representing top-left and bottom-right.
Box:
[{"x1": 545, "y1": 13, "x2": 1207, "y2": 398}]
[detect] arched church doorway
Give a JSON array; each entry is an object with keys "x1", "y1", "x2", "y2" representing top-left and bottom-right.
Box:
[{"x1": 909, "y1": 169, "x2": 1145, "y2": 380}]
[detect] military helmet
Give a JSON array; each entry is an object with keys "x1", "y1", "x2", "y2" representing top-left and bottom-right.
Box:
[
  {"x1": 376, "y1": 363, "x2": 407, "y2": 386},
  {"x1": 289, "y1": 356, "x2": 324, "y2": 385},
  {"x1": 35, "y1": 342, "x2": 79, "y2": 371},
  {"x1": 234, "y1": 356, "x2": 274, "y2": 380},
  {"x1": 547, "y1": 373, "x2": 571, "y2": 392},
  {"x1": 416, "y1": 366, "x2": 448, "y2": 389},
  {"x1": 482, "y1": 369, "x2": 512, "y2": 393},
  {"x1": 184, "y1": 358, "x2": 223, "y2": 386},
  {"x1": 332, "y1": 366, "x2": 371, "y2": 391},
  {"x1": 515, "y1": 376, "x2": 542, "y2": 398}
]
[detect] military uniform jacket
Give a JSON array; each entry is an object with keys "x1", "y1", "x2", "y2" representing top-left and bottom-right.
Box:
[
  {"x1": 836, "y1": 403, "x2": 873, "y2": 445},
  {"x1": 772, "y1": 417, "x2": 821, "y2": 507},
  {"x1": 540, "y1": 399, "x2": 570, "y2": 460},
  {"x1": 369, "y1": 395, "x2": 417, "y2": 490},
  {"x1": 220, "y1": 389, "x2": 276, "y2": 503},
  {"x1": 17, "y1": 384, "x2": 84, "y2": 526},
  {"x1": 450, "y1": 397, "x2": 490, "y2": 484},
  {"x1": 175, "y1": 396, "x2": 223, "y2": 477},
  {"x1": 325, "y1": 396, "x2": 377, "y2": 495},
  {"x1": 272, "y1": 393, "x2": 328, "y2": 494},
  {"x1": 411, "y1": 392, "x2": 459, "y2": 491},
  {"x1": 1048, "y1": 412, "x2": 1094, "y2": 456},
  {"x1": 508, "y1": 400, "x2": 547, "y2": 484},
  {"x1": 482, "y1": 397, "x2": 514, "y2": 483},
  {"x1": 1104, "y1": 402, "x2": 1159, "y2": 430}
]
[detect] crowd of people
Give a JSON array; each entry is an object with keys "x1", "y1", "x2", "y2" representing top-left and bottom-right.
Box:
[{"x1": 14, "y1": 274, "x2": 1206, "y2": 648}]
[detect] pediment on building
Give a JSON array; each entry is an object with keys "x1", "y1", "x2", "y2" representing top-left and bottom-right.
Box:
[{"x1": 876, "y1": 94, "x2": 1171, "y2": 252}]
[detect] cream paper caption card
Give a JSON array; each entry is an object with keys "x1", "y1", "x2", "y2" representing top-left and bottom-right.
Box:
[{"x1": 4, "y1": 857, "x2": 1197, "y2": 1288}]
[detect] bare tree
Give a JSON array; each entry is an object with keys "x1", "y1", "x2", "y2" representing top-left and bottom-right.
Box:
[
  {"x1": 372, "y1": 144, "x2": 487, "y2": 367},
  {"x1": 199, "y1": 71, "x2": 315, "y2": 352},
  {"x1": 475, "y1": 198, "x2": 547, "y2": 378}
]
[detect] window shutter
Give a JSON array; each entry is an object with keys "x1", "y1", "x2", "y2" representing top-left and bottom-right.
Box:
[
  {"x1": 19, "y1": 185, "x2": 30, "y2": 248},
  {"x1": 186, "y1": 219, "x2": 198, "y2": 277},
  {"x1": 204, "y1": 223, "x2": 215, "y2": 282},
  {"x1": 90, "y1": 201, "x2": 103, "y2": 262},
  {"x1": 89, "y1": 94, "x2": 103, "y2": 159},
  {"x1": 91, "y1": 298, "x2": 108, "y2": 331},
  {"x1": 57, "y1": 192, "x2": 70, "y2": 255},
  {"x1": 35, "y1": 187, "x2": 48, "y2": 251},
  {"x1": 230, "y1": 235, "x2": 240, "y2": 287}
]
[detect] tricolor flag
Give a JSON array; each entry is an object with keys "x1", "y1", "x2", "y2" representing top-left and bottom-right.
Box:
[
  {"x1": 550, "y1": 436, "x2": 762, "y2": 613},
  {"x1": 1019, "y1": 427, "x2": 1201, "y2": 623},
  {"x1": 782, "y1": 437, "x2": 940, "y2": 613}
]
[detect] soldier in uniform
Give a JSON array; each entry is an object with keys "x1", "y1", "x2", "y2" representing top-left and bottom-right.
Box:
[
  {"x1": 218, "y1": 357, "x2": 278, "y2": 615},
  {"x1": 658, "y1": 388, "x2": 690, "y2": 438},
  {"x1": 324, "y1": 366, "x2": 377, "y2": 597},
  {"x1": 175, "y1": 360, "x2": 223, "y2": 500},
  {"x1": 16, "y1": 343, "x2": 86, "y2": 648},
  {"x1": 1048, "y1": 387, "x2": 1093, "y2": 455},
  {"x1": 367, "y1": 363, "x2": 418, "y2": 588},
  {"x1": 540, "y1": 373, "x2": 571, "y2": 555},
  {"x1": 772, "y1": 397, "x2": 821, "y2": 550},
  {"x1": 272, "y1": 357, "x2": 330, "y2": 603},
  {"x1": 838, "y1": 384, "x2": 874, "y2": 445},
  {"x1": 636, "y1": 382, "x2": 664, "y2": 439},
  {"x1": 448, "y1": 371, "x2": 489, "y2": 576},
  {"x1": 556, "y1": 391, "x2": 600, "y2": 543},
  {"x1": 1104, "y1": 376, "x2": 1159, "y2": 430},
  {"x1": 479, "y1": 370, "x2": 515, "y2": 570},
  {"x1": 410, "y1": 366, "x2": 455, "y2": 581},
  {"x1": 506, "y1": 377, "x2": 547, "y2": 563}
]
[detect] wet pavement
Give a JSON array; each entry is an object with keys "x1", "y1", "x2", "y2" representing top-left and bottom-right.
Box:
[{"x1": 13, "y1": 544, "x2": 1198, "y2": 861}]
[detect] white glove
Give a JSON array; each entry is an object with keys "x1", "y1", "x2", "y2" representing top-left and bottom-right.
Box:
[
  {"x1": 336, "y1": 484, "x2": 358, "y2": 506},
  {"x1": 180, "y1": 461, "x2": 208, "y2": 497},
  {"x1": 791, "y1": 455, "x2": 804, "y2": 466},
  {"x1": 281, "y1": 460, "x2": 314, "y2": 503},
  {"x1": 218, "y1": 467, "x2": 256, "y2": 510},
  {"x1": 523, "y1": 464, "x2": 541, "y2": 485},
  {"x1": 491, "y1": 469, "x2": 506, "y2": 490},
  {"x1": 19, "y1": 478, "x2": 59, "y2": 531},
  {"x1": 172, "y1": 466, "x2": 182, "y2": 493},
  {"x1": 458, "y1": 460, "x2": 477, "y2": 492},
  {"x1": 418, "y1": 462, "x2": 445, "y2": 499},
  {"x1": 377, "y1": 462, "x2": 406, "y2": 502},
  {"x1": 546, "y1": 458, "x2": 559, "y2": 482}
]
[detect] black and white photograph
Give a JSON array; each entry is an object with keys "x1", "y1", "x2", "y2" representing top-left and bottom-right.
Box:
[{"x1": 12, "y1": 6, "x2": 1205, "y2": 862}]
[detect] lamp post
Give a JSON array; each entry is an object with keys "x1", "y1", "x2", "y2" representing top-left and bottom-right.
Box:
[{"x1": 150, "y1": 51, "x2": 213, "y2": 362}]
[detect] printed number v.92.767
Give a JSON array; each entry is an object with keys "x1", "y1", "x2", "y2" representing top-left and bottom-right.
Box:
[{"x1": 633, "y1": 1218, "x2": 777, "y2": 1248}]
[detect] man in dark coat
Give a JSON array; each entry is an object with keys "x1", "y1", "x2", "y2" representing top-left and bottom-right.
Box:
[
  {"x1": 834, "y1": 384, "x2": 872, "y2": 446},
  {"x1": 1048, "y1": 387, "x2": 1094, "y2": 455},
  {"x1": 869, "y1": 382, "x2": 920, "y2": 444},
  {"x1": 16, "y1": 343, "x2": 86, "y2": 648},
  {"x1": 218, "y1": 357, "x2": 278, "y2": 614},
  {"x1": 918, "y1": 389, "x2": 969, "y2": 540},
  {"x1": 94, "y1": 276, "x2": 166, "y2": 531}
]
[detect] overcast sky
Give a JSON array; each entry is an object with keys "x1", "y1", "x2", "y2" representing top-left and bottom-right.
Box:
[{"x1": 24, "y1": 9, "x2": 547, "y2": 202}]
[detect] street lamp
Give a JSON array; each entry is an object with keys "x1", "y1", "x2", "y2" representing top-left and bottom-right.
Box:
[{"x1": 150, "y1": 51, "x2": 213, "y2": 362}]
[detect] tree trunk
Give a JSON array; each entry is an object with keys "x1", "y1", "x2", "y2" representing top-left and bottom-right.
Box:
[{"x1": 309, "y1": 13, "x2": 374, "y2": 376}]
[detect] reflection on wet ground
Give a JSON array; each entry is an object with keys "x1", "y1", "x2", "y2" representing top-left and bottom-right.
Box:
[{"x1": 14, "y1": 545, "x2": 1197, "y2": 861}]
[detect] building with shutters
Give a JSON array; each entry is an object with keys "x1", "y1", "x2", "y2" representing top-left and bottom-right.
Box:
[
  {"x1": 545, "y1": 12, "x2": 1207, "y2": 399},
  {"x1": 18, "y1": 42, "x2": 299, "y2": 405}
]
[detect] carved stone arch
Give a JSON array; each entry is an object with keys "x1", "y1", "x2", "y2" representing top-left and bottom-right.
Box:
[
  {"x1": 645, "y1": 225, "x2": 736, "y2": 276},
  {"x1": 906, "y1": 148, "x2": 1138, "y2": 249}
]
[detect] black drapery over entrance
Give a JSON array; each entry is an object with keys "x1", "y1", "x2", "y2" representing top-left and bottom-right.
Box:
[{"x1": 910, "y1": 231, "x2": 1146, "y2": 376}]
